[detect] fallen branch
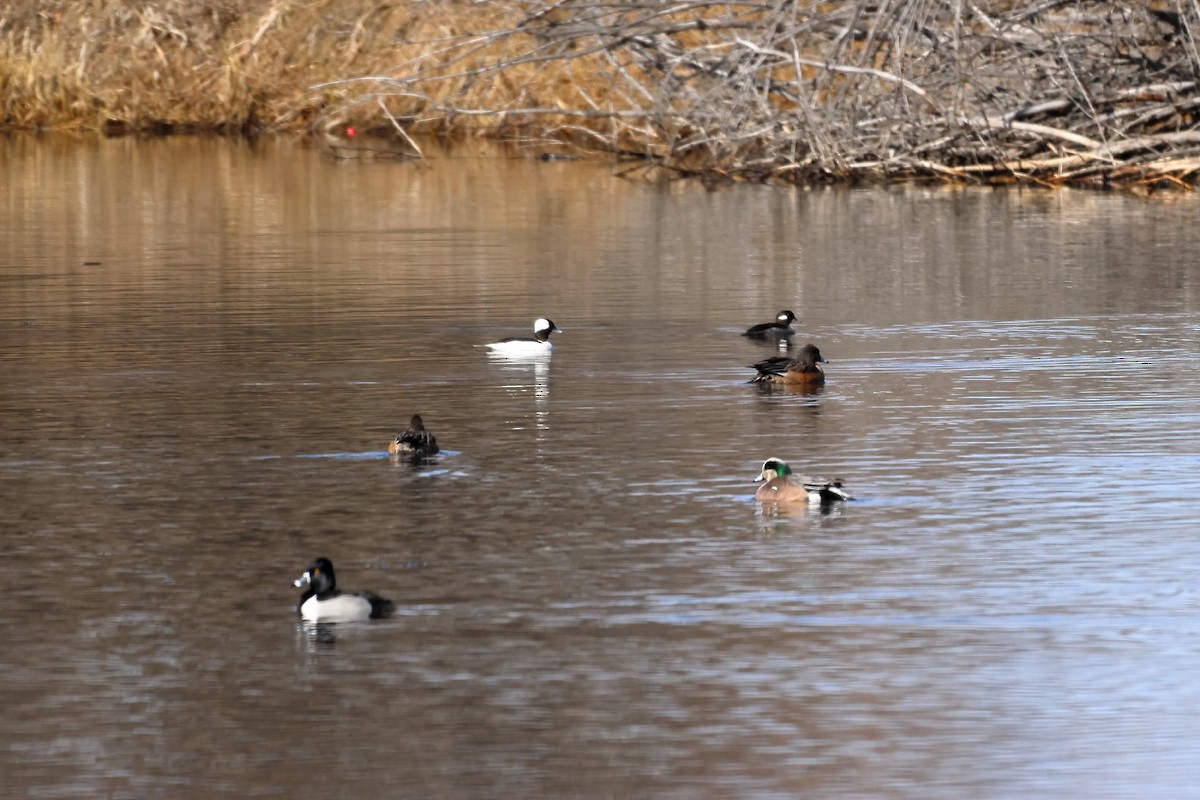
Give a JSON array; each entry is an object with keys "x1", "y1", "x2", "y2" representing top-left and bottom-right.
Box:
[
  {"x1": 962, "y1": 116, "x2": 1101, "y2": 149},
  {"x1": 314, "y1": 0, "x2": 1200, "y2": 190}
]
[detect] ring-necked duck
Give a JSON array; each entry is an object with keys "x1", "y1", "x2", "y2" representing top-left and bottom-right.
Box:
[
  {"x1": 484, "y1": 318, "x2": 561, "y2": 357},
  {"x1": 743, "y1": 310, "x2": 797, "y2": 339},
  {"x1": 388, "y1": 414, "x2": 439, "y2": 459},
  {"x1": 754, "y1": 457, "x2": 852, "y2": 505},
  {"x1": 749, "y1": 343, "x2": 827, "y2": 385},
  {"x1": 293, "y1": 557, "x2": 395, "y2": 622}
]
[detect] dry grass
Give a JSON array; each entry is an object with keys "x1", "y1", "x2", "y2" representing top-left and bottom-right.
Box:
[
  {"x1": 4, "y1": 1, "x2": 1200, "y2": 190},
  {"x1": 0, "y1": 1, "x2": 513, "y2": 133}
]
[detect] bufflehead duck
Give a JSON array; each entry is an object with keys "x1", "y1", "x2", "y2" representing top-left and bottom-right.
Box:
[
  {"x1": 484, "y1": 318, "x2": 561, "y2": 357},
  {"x1": 388, "y1": 414, "x2": 439, "y2": 459},
  {"x1": 749, "y1": 343, "x2": 827, "y2": 386},
  {"x1": 754, "y1": 457, "x2": 853, "y2": 505},
  {"x1": 743, "y1": 310, "x2": 797, "y2": 339},
  {"x1": 293, "y1": 558, "x2": 395, "y2": 622}
]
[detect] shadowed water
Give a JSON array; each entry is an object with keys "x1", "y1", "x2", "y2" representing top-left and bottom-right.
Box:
[{"x1": 2, "y1": 136, "x2": 1199, "y2": 798}]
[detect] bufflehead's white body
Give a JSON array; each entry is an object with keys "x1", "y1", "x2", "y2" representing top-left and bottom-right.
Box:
[
  {"x1": 484, "y1": 318, "x2": 561, "y2": 357},
  {"x1": 294, "y1": 558, "x2": 394, "y2": 622}
]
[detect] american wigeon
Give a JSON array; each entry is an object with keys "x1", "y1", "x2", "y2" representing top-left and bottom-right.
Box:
[
  {"x1": 748, "y1": 343, "x2": 827, "y2": 385},
  {"x1": 753, "y1": 457, "x2": 852, "y2": 505},
  {"x1": 293, "y1": 558, "x2": 395, "y2": 622},
  {"x1": 388, "y1": 414, "x2": 439, "y2": 459}
]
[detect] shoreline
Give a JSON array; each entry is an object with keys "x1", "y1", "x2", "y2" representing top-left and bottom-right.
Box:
[{"x1": 4, "y1": 1, "x2": 1199, "y2": 192}]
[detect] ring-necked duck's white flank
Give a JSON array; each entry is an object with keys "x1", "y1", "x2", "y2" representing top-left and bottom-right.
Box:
[
  {"x1": 743, "y1": 310, "x2": 797, "y2": 339},
  {"x1": 294, "y1": 557, "x2": 395, "y2": 622},
  {"x1": 484, "y1": 318, "x2": 561, "y2": 357},
  {"x1": 389, "y1": 414, "x2": 439, "y2": 459},
  {"x1": 753, "y1": 457, "x2": 852, "y2": 505},
  {"x1": 749, "y1": 343, "x2": 827, "y2": 386}
]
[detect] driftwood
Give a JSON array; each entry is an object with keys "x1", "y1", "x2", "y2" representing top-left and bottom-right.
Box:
[{"x1": 321, "y1": 1, "x2": 1200, "y2": 190}]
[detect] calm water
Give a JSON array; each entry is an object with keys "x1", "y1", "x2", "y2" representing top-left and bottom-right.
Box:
[{"x1": 2, "y1": 135, "x2": 1200, "y2": 798}]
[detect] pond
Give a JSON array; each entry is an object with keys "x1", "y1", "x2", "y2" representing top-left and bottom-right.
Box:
[{"x1": 2, "y1": 135, "x2": 1199, "y2": 798}]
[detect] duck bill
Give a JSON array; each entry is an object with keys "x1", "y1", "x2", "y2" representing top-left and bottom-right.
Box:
[{"x1": 293, "y1": 571, "x2": 312, "y2": 588}]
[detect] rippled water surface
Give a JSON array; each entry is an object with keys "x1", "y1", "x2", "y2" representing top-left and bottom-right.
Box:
[{"x1": 2, "y1": 136, "x2": 1200, "y2": 798}]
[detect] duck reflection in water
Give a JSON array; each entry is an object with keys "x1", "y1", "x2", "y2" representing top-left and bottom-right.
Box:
[
  {"x1": 298, "y1": 620, "x2": 339, "y2": 645},
  {"x1": 488, "y1": 350, "x2": 551, "y2": 435}
]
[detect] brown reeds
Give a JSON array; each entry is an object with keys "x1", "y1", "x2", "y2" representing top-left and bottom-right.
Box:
[
  {"x1": 0, "y1": 1, "x2": 504, "y2": 134},
  {"x1": 3, "y1": 1, "x2": 1200, "y2": 190}
]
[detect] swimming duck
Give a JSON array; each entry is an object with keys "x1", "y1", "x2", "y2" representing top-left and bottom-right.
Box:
[
  {"x1": 388, "y1": 414, "x2": 439, "y2": 459},
  {"x1": 749, "y1": 343, "x2": 827, "y2": 385},
  {"x1": 753, "y1": 458, "x2": 852, "y2": 505},
  {"x1": 293, "y1": 558, "x2": 395, "y2": 622},
  {"x1": 484, "y1": 317, "x2": 562, "y2": 357},
  {"x1": 743, "y1": 310, "x2": 797, "y2": 339}
]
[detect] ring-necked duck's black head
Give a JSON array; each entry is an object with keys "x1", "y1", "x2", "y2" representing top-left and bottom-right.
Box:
[
  {"x1": 294, "y1": 557, "x2": 395, "y2": 621},
  {"x1": 389, "y1": 413, "x2": 440, "y2": 458},
  {"x1": 744, "y1": 310, "x2": 798, "y2": 338},
  {"x1": 294, "y1": 557, "x2": 338, "y2": 596}
]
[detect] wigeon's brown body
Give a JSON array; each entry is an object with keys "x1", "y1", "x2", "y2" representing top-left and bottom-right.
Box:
[
  {"x1": 753, "y1": 458, "x2": 852, "y2": 506},
  {"x1": 749, "y1": 343, "x2": 827, "y2": 386},
  {"x1": 389, "y1": 414, "x2": 439, "y2": 458}
]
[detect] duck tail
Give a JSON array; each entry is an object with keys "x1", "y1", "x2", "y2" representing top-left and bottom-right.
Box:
[
  {"x1": 400, "y1": 427, "x2": 440, "y2": 453},
  {"x1": 806, "y1": 480, "x2": 853, "y2": 502}
]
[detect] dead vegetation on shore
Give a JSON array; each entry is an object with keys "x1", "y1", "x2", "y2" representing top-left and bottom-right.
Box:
[
  {"x1": 3, "y1": 1, "x2": 1200, "y2": 190},
  {"x1": 0, "y1": 1, "x2": 474, "y2": 135}
]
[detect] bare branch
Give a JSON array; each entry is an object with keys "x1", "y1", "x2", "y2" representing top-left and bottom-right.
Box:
[{"x1": 317, "y1": 0, "x2": 1200, "y2": 189}]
